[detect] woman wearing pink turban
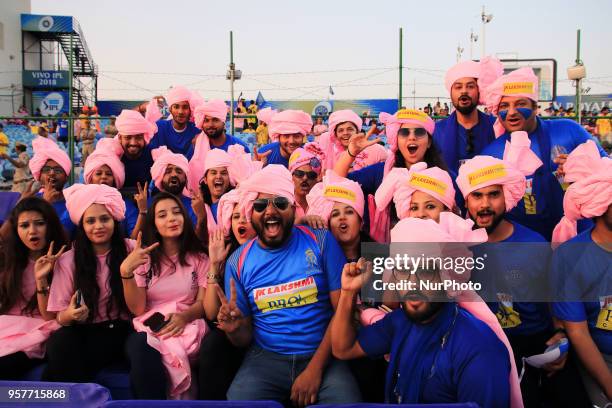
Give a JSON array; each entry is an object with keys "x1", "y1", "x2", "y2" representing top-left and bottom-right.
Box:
[
  {"x1": 120, "y1": 192, "x2": 209, "y2": 399},
  {"x1": 43, "y1": 184, "x2": 133, "y2": 385},
  {"x1": 333, "y1": 109, "x2": 449, "y2": 241},
  {"x1": 0, "y1": 197, "x2": 67, "y2": 379},
  {"x1": 316, "y1": 109, "x2": 387, "y2": 172}
]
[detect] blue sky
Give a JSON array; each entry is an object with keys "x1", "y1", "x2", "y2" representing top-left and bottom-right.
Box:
[{"x1": 31, "y1": 0, "x2": 611, "y2": 104}]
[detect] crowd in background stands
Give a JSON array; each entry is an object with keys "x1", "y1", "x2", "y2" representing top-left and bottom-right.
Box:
[{"x1": 0, "y1": 56, "x2": 611, "y2": 408}]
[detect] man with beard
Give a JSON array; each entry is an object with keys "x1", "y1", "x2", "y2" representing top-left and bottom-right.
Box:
[
  {"x1": 330, "y1": 215, "x2": 511, "y2": 407},
  {"x1": 433, "y1": 57, "x2": 503, "y2": 174},
  {"x1": 149, "y1": 86, "x2": 202, "y2": 159},
  {"x1": 289, "y1": 148, "x2": 322, "y2": 218},
  {"x1": 256, "y1": 110, "x2": 312, "y2": 168},
  {"x1": 147, "y1": 146, "x2": 198, "y2": 227},
  {"x1": 216, "y1": 164, "x2": 361, "y2": 406},
  {"x1": 193, "y1": 99, "x2": 250, "y2": 154},
  {"x1": 458, "y1": 151, "x2": 590, "y2": 407},
  {"x1": 25, "y1": 137, "x2": 74, "y2": 235},
  {"x1": 550, "y1": 142, "x2": 612, "y2": 407},
  {"x1": 115, "y1": 109, "x2": 157, "y2": 190},
  {"x1": 481, "y1": 68, "x2": 606, "y2": 239}
]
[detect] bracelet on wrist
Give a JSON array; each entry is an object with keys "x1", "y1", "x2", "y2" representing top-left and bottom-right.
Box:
[
  {"x1": 347, "y1": 147, "x2": 357, "y2": 158},
  {"x1": 36, "y1": 286, "x2": 50, "y2": 295},
  {"x1": 121, "y1": 273, "x2": 135, "y2": 280}
]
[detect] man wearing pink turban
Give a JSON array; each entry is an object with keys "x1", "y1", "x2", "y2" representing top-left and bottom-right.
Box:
[
  {"x1": 256, "y1": 109, "x2": 312, "y2": 168},
  {"x1": 481, "y1": 68, "x2": 606, "y2": 239},
  {"x1": 331, "y1": 213, "x2": 520, "y2": 408},
  {"x1": 149, "y1": 86, "x2": 202, "y2": 160},
  {"x1": 288, "y1": 147, "x2": 322, "y2": 218},
  {"x1": 459, "y1": 138, "x2": 587, "y2": 407},
  {"x1": 192, "y1": 99, "x2": 251, "y2": 156},
  {"x1": 434, "y1": 56, "x2": 503, "y2": 173},
  {"x1": 549, "y1": 147, "x2": 612, "y2": 406},
  {"x1": 218, "y1": 164, "x2": 361, "y2": 405},
  {"x1": 147, "y1": 146, "x2": 198, "y2": 228},
  {"x1": 115, "y1": 108, "x2": 157, "y2": 189},
  {"x1": 27, "y1": 137, "x2": 74, "y2": 235}
]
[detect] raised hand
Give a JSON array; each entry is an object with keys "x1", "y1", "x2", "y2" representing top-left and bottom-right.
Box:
[
  {"x1": 216, "y1": 279, "x2": 244, "y2": 333},
  {"x1": 296, "y1": 215, "x2": 327, "y2": 230},
  {"x1": 34, "y1": 241, "x2": 67, "y2": 283},
  {"x1": 18, "y1": 181, "x2": 36, "y2": 202},
  {"x1": 42, "y1": 179, "x2": 62, "y2": 203},
  {"x1": 348, "y1": 132, "x2": 381, "y2": 156},
  {"x1": 120, "y1": 232, "x2": 159, "y2": 277},
  {"x1": 341, "y1": 257, "x2": 373, "y2": 293},
  {"x1": 208, "y1": 229, "x2": 231, "y2": 266},
  {"x1": 191, "y1": 188, "x2": 206, "y2": 220},
  {"x1": 134, "y1": 182, "x2": 148, "y2": 213},
  {"x1": 253, "y1": 146, "x2": 271, "y2": 166}
]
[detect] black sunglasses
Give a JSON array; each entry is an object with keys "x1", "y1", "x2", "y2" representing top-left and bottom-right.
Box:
[
  {"x1": 252, "y1": 196, "x2": 290, "y2": 213},
  {"x1": 292, "y1": 170, "x2": 318, "y2": 180},
  {"x1": 398, "y1": 127, "x2": 428, "y2": 139}
]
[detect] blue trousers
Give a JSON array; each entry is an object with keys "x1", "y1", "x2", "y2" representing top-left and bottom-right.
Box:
[{"x1": 227, "y1": 345, "x2": 362, "y2": 404}]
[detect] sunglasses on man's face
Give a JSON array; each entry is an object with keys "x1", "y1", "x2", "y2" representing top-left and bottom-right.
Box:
[
  {"x1": 252, "y1": 196, "x2": 291, "y2": 213},
  {"x1": 398, "y1": 127, "x2": 428, "y2": 139},
  {"x1": 293, "y1": 170, "x2": 318, "y2": 180}
]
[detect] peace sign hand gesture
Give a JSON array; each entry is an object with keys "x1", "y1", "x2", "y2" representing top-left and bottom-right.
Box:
[
  {"x1": 34, "y1": 241, "x2": 67, "y2": 283},
  {"x1": 216, "y1": 279, "x2": 244, "y2": 333},
  {"x1": 120, "y1": 232, "x2": 160, "y2": 277},
  {"x1": 134, "y1": 182, "x2": 148, "y2": 213}
]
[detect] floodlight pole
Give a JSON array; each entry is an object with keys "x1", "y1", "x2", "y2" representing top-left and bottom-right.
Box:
[
  {"x1": 68, "y1": 34, "x2": 74, "y2": 184},
  {"x1": 229, "y1": 31, "x2": 235, "y2": 135},
  {"x1": 575, "y1": 29, "x2": 582, "y2": 123},
  {"x1": 399, "y1": 27, "x2": 403, "y2": 110}
]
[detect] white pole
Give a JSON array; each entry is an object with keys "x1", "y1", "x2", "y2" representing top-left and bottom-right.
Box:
[{"x1": 481, "y1": 5, "x2": 486, "y2": 58}]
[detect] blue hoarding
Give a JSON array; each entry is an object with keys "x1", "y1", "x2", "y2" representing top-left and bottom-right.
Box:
[
  {"x1": 32, "y1": 91, "x2": 69, "y2": 116},
  {"x1": 21, "y1": 14, "x2": 73, "y2": 33}
]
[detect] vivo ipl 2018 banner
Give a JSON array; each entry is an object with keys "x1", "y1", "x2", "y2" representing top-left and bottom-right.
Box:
[
  {"x1": 21, "y1": 14, "x2": 74, "y2": 33},
  {"x1": 32, "y1": 91, "x2": 69, "y2": 116}
]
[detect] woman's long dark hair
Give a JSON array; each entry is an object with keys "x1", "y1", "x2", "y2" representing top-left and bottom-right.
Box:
[
  {"x1": 142, "y1": 192, "x2": 206, "y2": 277},
  {"x1": 394, "y1": 133, "x2": 449, "y2": 171},
  {"x1": 0, "y1": 197, "x2": 67, "y2": 315},
  {"x1": 73, "y1": 216, "x2": 129, "y2": 323}
]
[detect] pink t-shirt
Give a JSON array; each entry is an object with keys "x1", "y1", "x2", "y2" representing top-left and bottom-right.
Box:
[
  {"x1": 6, "y1": 260, "x2": 39, "y2": 317},
  {"x1": 134, "y1": 252, "x2": 209, "y2": 312},
  {"x1": 47, "y1": 239, "x2": 135, "y2": 322}
]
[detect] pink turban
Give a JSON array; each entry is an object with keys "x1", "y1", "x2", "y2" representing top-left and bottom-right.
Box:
[
  {"x1": 227, "y1": 144, "x2": 263, "y2": 186},
  {"x1": 256, "y1": 107, "x2": 277, "y2": 125},
  {"x1": 484, "y1": 67, "x2": 539, "y2": 137},
  {"x1": 389, "y1": 213, "x2": 523, "y2": 408},
  {"x1": 379, "y1": 109, "x2": 436, "y2": 176},
  {"x1": 374, "y1": 162, "x2": 456, "y2": 219},
  {"x1": 561, "y1": 140, "x2": 604, "y2": 183},
  {"x1": 288, "y1": 148, "x2": 322, "y2": 174},
  {"x1": 204, "y1": 149, "x2": 232, "y2": 173},
  {"x1": 64, "y1": 183, "x2": 126, "y2": 224},
  {"x1": 84, "y1": 138, "x2": 126, "y2": 189},
  {"x1": 319, "y1": 110, "x2": 363, "y2": 169},
  {"x1": 150, "y1": 146, "x2": 190, "y2": 196},
  {"x1": 217, "y1": 189, "x2": 242, "y2": 236},
  {"x1": 457, "y1": 131, "x2": 542, "y2": 211},
  {"x1": 305, "y1": 170, "x2": 365, "y2": 222},
  {"x1": 237, "y1": 165, "x2": 295, "y2": 221},
  {"x1": 115, "y1": 109, "x2": 158, "y2": 143},
  {"x1": 193, "y1": 99, "x2": 229, "y2": 129},
  {"x1": 29, "y1": 137, "x2": 72, "y2": 181},
  {"x1": 552, "y1": 145, "x2": 612, "y2": 246},
  {"x1": 166, "y1": 86, "x2": 193, "y2": 107},
  {"x1": 444, "y1": 56, "x2": 504, "y2": 104},
  {"x1": 268, "y1": 110, "x2": 313, "y2": 142}
]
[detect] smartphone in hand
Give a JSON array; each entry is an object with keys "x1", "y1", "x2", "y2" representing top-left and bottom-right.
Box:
[
  {"x1": 143, "y1": 312, "x2": 169, "y2": 333},
  {"x1": 75, "y1": 289, "x2": 83, "y2": 308}
]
